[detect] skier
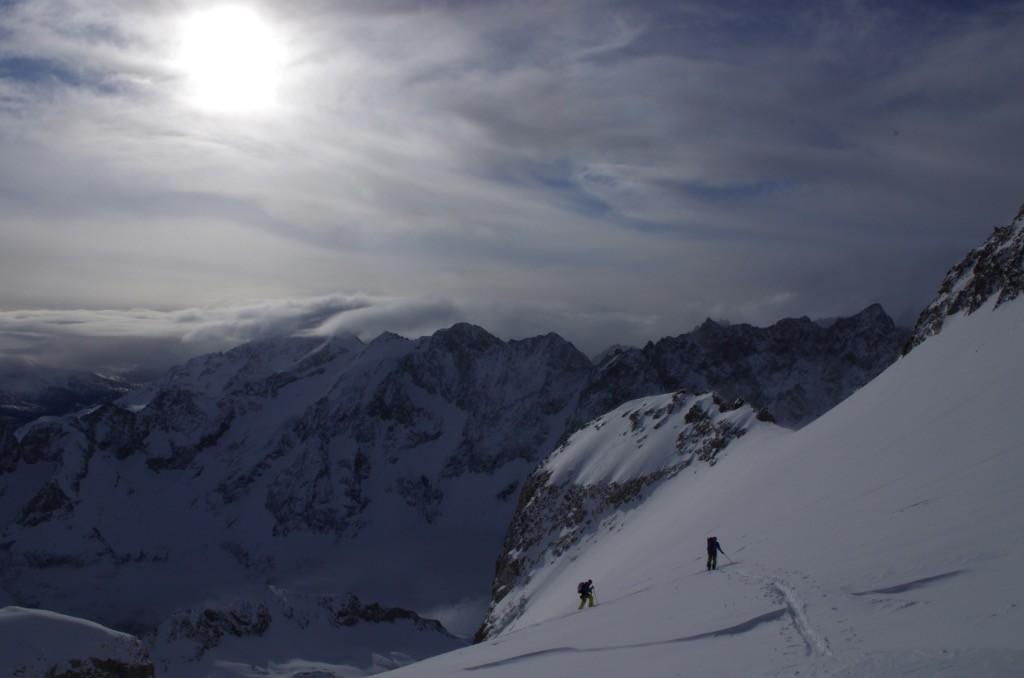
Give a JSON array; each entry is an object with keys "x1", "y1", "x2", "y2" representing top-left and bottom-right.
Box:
[
  {"x1": 706, "y1": 536, "x2": 725, "y2": 570},
  {"x1": 577, "y1": 579, "x2": 596, "y2": 609}
]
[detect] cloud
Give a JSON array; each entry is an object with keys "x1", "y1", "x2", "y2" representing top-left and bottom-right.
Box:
[
  {"x1": 0, "y1": 295, "x2": 465, "y2": 380},
  {"x1": 0, "y1": 0, "x2": 1022, "y2": 373}
]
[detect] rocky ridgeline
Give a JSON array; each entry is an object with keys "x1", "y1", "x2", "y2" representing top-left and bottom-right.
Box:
[
  {"x1": 0, "y1": 307, "x2": 905, "y2": 648},
  {"x1": 905, "y1": 202, "x2": 1024, "y2": 353},
  {"x1": 475, "y1": 391, "x2": 780, "y2": 641},
  {"x1": 473, "y1": 200, "x2": 1024, "y2": 646},
  {"x1": 149, "y1": 587, "x2": 458, "y2": 674},
  {"x1": 578, "y1": 303, "x2": 909, "y2": 429},
  {"x1": 0, "y1": 327, "x2": 594, "y2": 635}
]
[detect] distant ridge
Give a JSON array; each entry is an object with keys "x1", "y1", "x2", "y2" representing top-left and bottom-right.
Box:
[{"x1": 576, "y1": 303, "x2": 909, "y2": 429}]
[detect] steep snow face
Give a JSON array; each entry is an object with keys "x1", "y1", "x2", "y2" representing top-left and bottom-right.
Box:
[
  {"x1": 476, "y1": 391, "x2": 783, "y2": 640},
  {"x1": 0, "y1": 606, "x2": 154, "y2": 677},
  {"x1": 579, "y1": 304, "x2": 909, "y2": 428},
  {"x1": 0, "y1": 326, "x2": 592, "y2": 638},
  {"x1": 906, "y1": 201, "x2": 1024, "y2": 352},
  {"x1": 385, "y1": 297, "x2": 1024, "y2": 677}
]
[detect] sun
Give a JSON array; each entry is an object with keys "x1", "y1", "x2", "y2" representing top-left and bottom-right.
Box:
[{"x1": 177, "y1": 5, "x2": 285, "y2": 113}]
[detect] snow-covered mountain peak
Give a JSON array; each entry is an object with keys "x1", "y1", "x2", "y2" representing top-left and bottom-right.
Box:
[
  {"x1": 905, "y1": 201, "x2": 1024, "y2": 352},
  {"x1": 544, "y1": 391, "x2": 776, "y2": 487}
]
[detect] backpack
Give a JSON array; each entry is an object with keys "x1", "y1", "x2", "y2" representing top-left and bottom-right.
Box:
[{"x1": 577, "y1": 581, "x2": 586, "y2": 595}]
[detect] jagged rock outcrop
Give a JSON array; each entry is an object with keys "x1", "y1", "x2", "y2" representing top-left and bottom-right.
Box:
[
  {"x1": 475, "y1": 391, "x2": 783, "y2": 641},
  {"x1": 904, "y1": 202, "x2": 1024, "y2": 353},
  {"x1": 0, "y1": 425, "x2": 19, "y2": 473},
  {"x1": 577, "y1": 303, "x2": 909, "y2": 429},
  {"x1": 149, "y1": 587, "x2": 460, "y2": 676}
]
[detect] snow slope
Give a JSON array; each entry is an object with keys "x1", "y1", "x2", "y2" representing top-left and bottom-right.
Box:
[
  {"x1": 383, "y1": 297, "x2": 1024, "y2": 676},
  {"x1": 0, "y1": 606, "x2": 154, "y2": 676}
]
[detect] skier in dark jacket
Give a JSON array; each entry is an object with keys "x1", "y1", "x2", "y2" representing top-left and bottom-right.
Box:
[
  {"x1": 577, "y1": 579, "x2": 596, "y2": 609},
  {"x1": 707, "y1": 536, "x2": 725, "y2": 570}
]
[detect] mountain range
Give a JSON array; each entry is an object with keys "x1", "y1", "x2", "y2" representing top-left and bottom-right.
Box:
[
  {"x1": 0, "y1": 359, "x2": 135, "y2": 429},
  {"x1": 0, "y1": 306, "x2": 904, "y2": 675},
  {"x1": 389, "y1": 201, "x2": 1024, "y2": 678},
  {"x1": 2, "y1": 201, "x2": 1021, "y2": 676}
]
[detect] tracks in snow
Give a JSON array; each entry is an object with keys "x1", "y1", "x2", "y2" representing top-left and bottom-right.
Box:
[
  {"x1": 731, "y1": 568, "x2": 833, "y2": 659},
  {"x1": 766, "y1": 576, "x2": 832, "y2": 657}
]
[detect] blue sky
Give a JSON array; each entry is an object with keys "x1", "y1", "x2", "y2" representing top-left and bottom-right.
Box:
[{"x1": 1, "y1": 0, "x2": 1022, "y2": 378}]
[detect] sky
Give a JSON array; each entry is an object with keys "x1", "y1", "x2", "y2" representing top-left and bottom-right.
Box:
[{"x1": 1, "y1": 0, "x2": 1022, "y2": 379}]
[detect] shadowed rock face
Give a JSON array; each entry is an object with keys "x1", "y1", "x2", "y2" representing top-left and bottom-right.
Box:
[
  {"x1": 49, "y1": 657, "x2": 156, "y2": 678},
  {"x1": 905, "y1": 202, "x2": 1024, "y2": 354},
  {"x1": 577, "y1": 303, "x2": 909, "y2": 429},
  {"x1": 0, "y1": 329, "x2": 596, "y2": 632}
]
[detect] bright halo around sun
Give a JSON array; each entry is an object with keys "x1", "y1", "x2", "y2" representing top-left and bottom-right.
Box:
[{"x1": 177, "y1": 5, "x2": 285, "y2": 114}]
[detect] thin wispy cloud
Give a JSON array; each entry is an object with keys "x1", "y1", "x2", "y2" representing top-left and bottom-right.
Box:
[{"x1": 1, "y1": 0, "x2": 1022, "y2": 374}]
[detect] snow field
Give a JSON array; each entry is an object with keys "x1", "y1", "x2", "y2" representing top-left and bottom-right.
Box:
[{"x1": 383, "y1": 299, "x2": 1024, "y2": 676}]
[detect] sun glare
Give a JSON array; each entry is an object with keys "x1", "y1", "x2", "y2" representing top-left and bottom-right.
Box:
[{"x1": 177, "y1": 5, "x2": 285, "y2": 113}]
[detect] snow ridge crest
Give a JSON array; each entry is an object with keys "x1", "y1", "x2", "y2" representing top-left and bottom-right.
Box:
[
  {"x1": 905, "y1": 201, "x2": 1024, "y2": 353},
  {"x1": 475, "y1": 390, "x2": 780, "y2": 641}
]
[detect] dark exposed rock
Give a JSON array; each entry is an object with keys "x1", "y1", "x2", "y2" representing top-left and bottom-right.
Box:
[
  {"x1": 17, "y1": 480, "x2": 76, "y2": 527},
  {"x1": 162, "y1": 601, "x2": 272, "y2": 660},
  {"x1": 155, "y1": 588, "x2": 455, "y2": 667},
  {"x1": 577, "y1": 304, "x2": 909, "y2": 429},
  {"x1": 321, "y1": 592, "x2": 451, "y2": 634},
  {"x1": 50, "y1": 656, "x2": 155, "y2": 678},
  {"x1": 396, "y1": 474, "x2": 444, "y2": 524},
  {"x1": 78, "y1": 403, "x2": 143, "y2": 461},
  {"x1": 905, "y1": 202, "x2": 1024, "y2": 354},
  {"x1": 0, "y1": 424, "x2": 19, "y2": 472}
]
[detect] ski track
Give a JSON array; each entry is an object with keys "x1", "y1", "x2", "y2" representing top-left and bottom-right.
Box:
[{"x1": 730, "y1": 567, "x2": 835, "y2": 659}]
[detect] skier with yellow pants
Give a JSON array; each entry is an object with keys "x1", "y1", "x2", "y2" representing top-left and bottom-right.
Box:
[{"x1": 577, "y1": 579, "x2": 596, "y2": 609}]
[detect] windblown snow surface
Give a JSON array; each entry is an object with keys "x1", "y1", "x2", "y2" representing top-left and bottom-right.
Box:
[{"x1": 384, "y1": 298, "x2": 1024, "y2": 677}]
